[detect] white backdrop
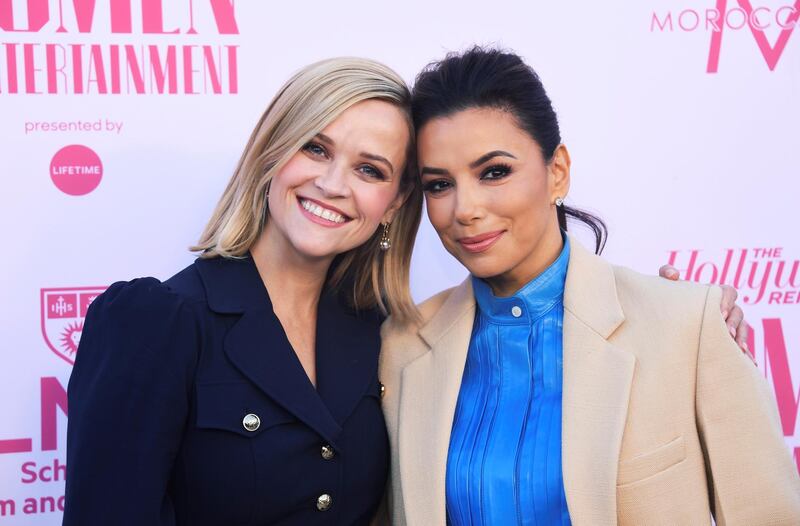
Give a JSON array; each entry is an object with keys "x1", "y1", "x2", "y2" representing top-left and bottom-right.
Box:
[{"x1": 1, "y1": 0, "x2": 798, "y2": 523}]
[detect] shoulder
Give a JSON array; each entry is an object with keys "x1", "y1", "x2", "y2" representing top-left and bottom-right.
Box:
[
  {"x1": 83, "y1": 260, "x2": 212, "y2": 358},
  {"x1": 164, "y1": 260, "x2": 207, "y2": 304},
  {"x1": 612, "y1": 264, "x2": 712, "y2": 312},
  {"x1": 86, "y1": 276, "x2": 199, "y2": 351},
  {"x1": 608, "y1": 264, "x2": 718, "y2": 341}
]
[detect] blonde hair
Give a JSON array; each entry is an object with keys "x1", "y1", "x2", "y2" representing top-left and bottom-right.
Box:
[{"x1": 192, "y1": 57, "x2": 422, "y2": 322}]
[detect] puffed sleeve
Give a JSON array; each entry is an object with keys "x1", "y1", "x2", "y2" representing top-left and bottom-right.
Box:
[
  {"x1": 63, "y1": 278, "x2": 200, "y2": 526},
  {"x1": 695, "y1": 286, "x2": 800, "y2": 525}
]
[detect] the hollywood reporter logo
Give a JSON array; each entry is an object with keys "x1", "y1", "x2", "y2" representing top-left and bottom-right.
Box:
[
  {"x1": 651, "y1": 0, "x2": 800, "y2": 72},
  {"x1": 670, "y1": 247, "x2": 799, "y2": 305}
]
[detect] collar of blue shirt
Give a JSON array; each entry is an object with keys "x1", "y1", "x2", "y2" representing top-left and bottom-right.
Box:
[{"x1": 471, "y1": 234, "x2": 570, "y2": 325}]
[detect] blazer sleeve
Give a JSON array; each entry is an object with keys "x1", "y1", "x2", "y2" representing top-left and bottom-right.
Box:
[
  {"x1": 695, "y1": 285, "x2": 800, "y2": 525},
  {"x1": 63, "y1": 278, "x2": 199, "y2": 526}
]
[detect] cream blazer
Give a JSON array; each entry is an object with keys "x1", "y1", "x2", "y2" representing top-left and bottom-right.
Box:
[{"x1": 379, "y1": 236, "x2": 800, "y2": 525}]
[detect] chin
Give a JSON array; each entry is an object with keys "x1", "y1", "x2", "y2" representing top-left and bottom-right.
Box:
[
  {"x1": 453, "y1": 253, "x2": 508, "y2": 280},
  {"x1": 465, "y1": 265, "x2": 505, "y2": 280},
  {"x1": 289, "y1": 238, "x2": 343, "y2": 260}
]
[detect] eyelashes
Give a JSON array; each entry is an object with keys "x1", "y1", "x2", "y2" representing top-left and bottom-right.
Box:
[
  {"x1": 422, "y1": 163, "x2": 514, "y2": 195},
  {"x1": 358, "y1": 165, "x2": 386, "y2": 180},
  {"x1": 422, "y1": 179, "x2": 453, "y2": 194},
  {"x1": 481, "y1": 163, "x2": 512, "y2": 180},
  {"x1": 303, "y1": 141, "x2": 329, "y2": 158}
]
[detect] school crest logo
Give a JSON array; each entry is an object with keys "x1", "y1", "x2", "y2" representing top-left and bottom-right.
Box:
[{"x1": 40, "y1": 287, "x2": 106, "y2": 365}]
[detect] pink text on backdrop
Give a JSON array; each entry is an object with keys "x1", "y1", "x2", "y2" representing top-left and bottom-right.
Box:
[
  {"x1": 0, "y1": 1, "x2": 240, "y2": 94},
  {"x1": 0, "y1": 0, "x2": 238, "y2": 34},
  {"x1": 668, "y1": 248, "x2": 799, "y2": 305},
  {"x1": 650, "y1": 1, "x2": 800, "y2": 72},
  {"x1": 1, "y1": 42, "x2": 238, "y2": 94},
  {"x1": 0, "y1": 377, "x2": 67, "y2": 455}
]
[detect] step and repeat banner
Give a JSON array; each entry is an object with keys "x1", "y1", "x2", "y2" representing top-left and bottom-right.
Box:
[{"x1": 0, "y1": 0, "x2": 797, "y2": 523}]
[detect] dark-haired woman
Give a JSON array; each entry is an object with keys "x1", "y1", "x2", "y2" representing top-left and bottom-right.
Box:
[{"x1": 379, "y1": 48, "x2": 800, "y2": 525}]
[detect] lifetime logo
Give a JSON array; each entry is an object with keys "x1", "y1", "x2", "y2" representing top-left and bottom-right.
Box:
[
  {"x1": 49, "y1": 145, "x2": 102, "y2": 196},
  {"x1": 651, "y1": 0, "x2": 800, "y2": 72}
]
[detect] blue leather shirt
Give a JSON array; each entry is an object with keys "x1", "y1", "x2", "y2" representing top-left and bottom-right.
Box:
[{"x1": 446, "y1": 238, "x2": 571, "y2": 526}]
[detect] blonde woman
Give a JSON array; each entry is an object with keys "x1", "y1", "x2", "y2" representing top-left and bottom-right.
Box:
[{"x1": 63, "y1": 57, "x2": 422, "y2": 526}]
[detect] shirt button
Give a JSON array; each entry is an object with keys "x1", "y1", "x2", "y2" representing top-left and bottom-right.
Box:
[
  {"x1": 321, "y1": 445, "x2": 335, "y2": 460},
  {"x1": 316, "y1": 493, "x2": 332, "y2": 511},
  {"x1": 242, "y1": 413, "x2": 260, "y2": 432},
  {"x1": 511, "y1": 306, "x2": 522, "y2": 318},
  {"x1": 379, "y1": 382, "x2": 386, "y2": 398}
]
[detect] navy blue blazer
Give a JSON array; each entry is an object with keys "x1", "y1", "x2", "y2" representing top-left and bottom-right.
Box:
[{"x1": 63, "y1": 255, "x2": 389, "y2": 525}]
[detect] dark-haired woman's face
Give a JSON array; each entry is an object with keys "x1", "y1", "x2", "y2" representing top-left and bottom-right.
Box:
[{"x1": 417, "y1": 107, "x2": 570, "y2": 296}]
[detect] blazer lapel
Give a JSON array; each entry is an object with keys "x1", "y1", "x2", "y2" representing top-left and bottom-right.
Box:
[
  {"x1": 314, "y1": 293, "x2": 382, "y2": 427},
  {"x1": 562, "y1": 237, "x2": 634, "y2": 525},
  {"x1": 224, "y1": 308, "x2": 343, "y2": 446},
  {"x1": 398, "y1": 279, "x2": 475, "y2": 526},
  {"x1": 195, "y1": 256, "x2": 343, "y2": 447}
]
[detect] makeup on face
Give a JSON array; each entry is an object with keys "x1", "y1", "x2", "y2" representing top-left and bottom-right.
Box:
[
  {"x1": 417, "y1": 107, "x2": 565, "y2": 293},
  {"x1": 264, "y1": 99, "x2": 409, "y2": 262}
]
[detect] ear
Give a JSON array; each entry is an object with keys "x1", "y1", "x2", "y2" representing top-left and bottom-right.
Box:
[{"x1": 548, "y1": 143, "x2": 571, "y2": 203}]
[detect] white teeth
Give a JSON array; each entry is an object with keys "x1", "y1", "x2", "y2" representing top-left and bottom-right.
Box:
[{"x1": 300, "y1": 199, "x2": 346, "y2": 223}]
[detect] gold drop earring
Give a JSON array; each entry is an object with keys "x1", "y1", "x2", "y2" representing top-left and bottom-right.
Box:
[{"x1": 379, "y1": 222, "x2": 392, "y2": 251}]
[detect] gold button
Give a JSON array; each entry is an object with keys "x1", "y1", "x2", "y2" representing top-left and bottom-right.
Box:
[
  {"x1": 321, "y1": 445, "x2": 335, "y2": 460},
  {"x1": 379, "y1": 382, "x2": 385, "y2": 398},
  {"x1": 316, "y1": 493, "x2": 332, "y2": 511},
  {"x1": 242, "y1": 413, "x2": 260, "y2": 432}
]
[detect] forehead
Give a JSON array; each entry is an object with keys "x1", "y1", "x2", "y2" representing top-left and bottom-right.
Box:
[
  {"x1": 417, "y1": 107, "x2": 538, "y2": 165},
  {"x1": 321, "y1": 99, "x2": 409, "y2": 159}
]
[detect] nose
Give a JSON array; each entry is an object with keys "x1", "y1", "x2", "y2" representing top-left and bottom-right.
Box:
[
  {"x1": 314, "y1": 161, "x2": 352, "y2": 198},
  {"x1": 453, "y1": 179, "x2": 485, "y2": 225}
]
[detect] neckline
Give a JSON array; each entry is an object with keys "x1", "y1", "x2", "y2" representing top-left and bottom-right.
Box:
[{"x1": 471, "y1": 237, "x2": 570, "y2": 325}]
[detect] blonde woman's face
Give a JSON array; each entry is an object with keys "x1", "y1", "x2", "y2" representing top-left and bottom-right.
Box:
[{"x1": 265, "y1": 99, "x2": 408, "y2": 262}]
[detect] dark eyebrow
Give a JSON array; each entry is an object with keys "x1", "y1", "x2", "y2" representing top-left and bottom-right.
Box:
[
  {"x1": 469, "y1": 150, "x2": 517, "y2": 168},
  {"x1": 361, "y1": 152, "x2": 394, "y2": 174},
  {"x1": 315, "y1": 133, "x2": 334, "y2": 145}
]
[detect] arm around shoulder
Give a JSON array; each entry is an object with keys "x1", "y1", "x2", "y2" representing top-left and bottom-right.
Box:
[
  {"x1": 63, "y1": 278, "x2": 200, "y2": 526},
  {"x1": 695, "y1": 285, "x2": 800, "y2": 525}
]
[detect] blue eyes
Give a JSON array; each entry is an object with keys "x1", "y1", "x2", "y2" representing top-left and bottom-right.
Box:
[
  {"x1": 303, "y1": 142, "x2": 328, "y2": 157},
  {"x1": 301, "y1": 142, "x2": 386, "y2": 180},
  {"x1": 422, "y1": 164, "x2": 513, "y2": 195}
]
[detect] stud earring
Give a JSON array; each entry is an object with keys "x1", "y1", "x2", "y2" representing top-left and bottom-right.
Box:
[
  {"x1": 554, "y1": 197, "x2": 564, "y2": 207},
  {"x1": 379, "y1": 222, "x2": 391, "y2": 251}
]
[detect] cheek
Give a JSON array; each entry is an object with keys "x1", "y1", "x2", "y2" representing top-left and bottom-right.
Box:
[
  {"x1": 424, "y1": 195, "x2": 454, "y2": 234},
  {"x1": 506, "y1": 180, "x2": 552, "y2": 235},
  {"x1": 271, "y1": 155, "x2": 313, "y2": 193},
  {"x1": 268, "y1": 158, "x2": 317, "y2": 217},
  {"x1": 354, "y1": 184, "x2": 399, "y2": 224}
]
